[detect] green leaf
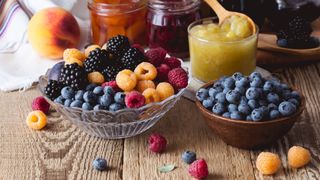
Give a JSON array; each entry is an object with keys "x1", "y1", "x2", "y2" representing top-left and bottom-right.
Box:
[{"x1": 159, "y1": 164, "x2": 176, "y2": 173}]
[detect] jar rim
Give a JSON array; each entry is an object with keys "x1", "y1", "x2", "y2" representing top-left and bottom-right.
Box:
[
  {"x1": 148, "y1": 0, "x2": 201, "y2": 13},
  {"x1": 88, "y1": 0, "x2": 147, "y2": 14}
]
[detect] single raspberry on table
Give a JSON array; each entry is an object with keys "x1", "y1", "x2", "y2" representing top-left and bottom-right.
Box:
[
  {"x1": 125, "y1": 91, "x2": 145, "y2": 108},
  {"x1": 188, "y1": 159, "x2": 209, "y2": 179},
  {"x1": 148, "y1": 133, "x2": 167, "y2": 153},
  {"x1": 168, "y1": 68, "x2": 188, "y2": 91},
  {"x1": 164, "y1": 57, "x2": 181, "y2": 69},
  {"x1": 101, "y1": 81, "x2": 121, "y2": 92},
  {"x1": 145, "y1": 47, "x2": 167, "y2": 67},
  {"x1": 156, "y1": 64, "x2": 171, "y2": 82},
  {"x1": 32, "y1": 96, "x2": 50, "y2": 114},
  {"x1": 132, "y1": 44, "x2": 145, "y2": 54}
]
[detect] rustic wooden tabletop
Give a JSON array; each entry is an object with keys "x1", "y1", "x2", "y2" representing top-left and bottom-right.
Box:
[{"x1": 0, "y1": 62, "x2": 319, "y2": 180}]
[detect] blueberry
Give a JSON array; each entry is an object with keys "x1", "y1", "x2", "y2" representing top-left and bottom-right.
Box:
[
  {"x1": 181, "y1": 151, "x2": 196, "y2": 164},
  {"x1": 208, "y1": 88, "x2": 218, "y2": 97},
  {"x1": 64, "y1": 99, "x2": 72, "y2": 107},
  {"x1": 277, "y1": 39, "x2": 289, "y2": 48},
  {"x1": 235, "y1": 86, "x2": 246, "y2": 95},
  {"x1": 240, "y1": 96, "x2": 248, "y2": 104},
  {"x1": 288, "y1": 98, "x2": 299, "y2": 106},
  {"x1": 251, "y1": 108, "x2": 264, "y2": 121},
  {"x1": 249, "y1": 72, "x2": 262, "y2": 80},
  {"x1": 222, "y1": 112, "x2": 231, "y2": 118},
  {"x1": 223, "y1": 88, "x2": 232, "y2": 94},
  {"x1": 93, "y1": 104, "x2": 107, "y2": 110},
  {"x1": 235, "y1": 77, "x2": 249, "y2": 88},
  {"x1": 226, "y1": 90, "x2": 241, "y2": 104},
  {"x1": 109, "y1": 103, "x2": 123, "y2": 111},
  {"x1": 228, "y1": 104, "x2": 238, "y2": 112},
  {"x1": 196, "y1": 88, "x2": 209, "y2": 102},
  {"x1": 217, "y1": 76, "x2": 227, "y2": 83},
  {"x1": 263, "y1": 81, "x2": 274, "y2": 92},
  {"x1": 93, "y1": 158, "x2": 107, "y2": 171},
  {"x1": 267, "y1": 103, "x2": 278, "y2": 111},
  {"x1": 61, "y1": 86, "x2": 75, "y2": 99},
  {"x1": 291, "y1": 91, "x2": 301, "y2": 100},
  {"x1": 246, "y1": 115, "x2": 252, "y2": 121},
  {"x1": 259, "y1": 100, "x2": 268, "y2": 107},
  {"x1": 83, "y1": 91, "x2": 98, "y2": 104},
  {"x1": 215, "y1": 92, "x2": 226, "y2": 104},
  {"x1": 282, "y1": 90, "x2": 292, "y2": 100},
  {"x1": 278, "y1": 101, "x2": 297, "y2": 116},
  {"x1": 82, "y1": 102, "x2": 93, "y2": 110},
  {"x1": 93, "y1": 86, "x2": 104, "y2": 95},
  {"x1": 100, "y1": 94, "x2": 112, "y2": 107},
  {"x1": 248, "y1": 99, "x2": 259, "y2": 109},
  {"x1": 269, "y1": 110, "x2": 280, "y2": 119},
  {"x1": 267, "y1": 92, "x2": 280, "y2": 104},
  {"x1": 212, "y1": 103, "x2": 226, "y2": 115},
  {"x1": 86, "y1": 84, "x2": 97, "y2": 91},
  {"x1": 54, "y1": 96, "x2": 64, "y2": 104},
  {"x1": 230, "y1": 111, "x2": 243, "y2": 120},
  {"x1": 259, "y1": 106, "x2": 269, "y2": 117},
  {"x1": 114, "y1": 92, "x2": 126, "y2": 105},
  {"x1": 202, "y1": 97, "x2": 215, "y2": 109},
  {"x1": 213, "y1": 83, "x2": 223, "y2": 92},
  {"x1": 238, "y1": 104, "x2": 251, "y2": 115},
  {"x1": 280, "y1": 83, "x2": 289, "y2": 90},
  {"x1": 232, "y1": 72, "x2": 243, "y2": 81},
  {"x1": 103, "y1": 86, "x2": 115, "y2": 96},
  {"x1": 250, "y1": 77, "x2": 263, "y2": 87},
  {"x1": 70, "y1": 100, "x2": 83, "y2": 108},
  {"x1": 246, "y1": 87, "x2": 260, "y2": 100},
  {"x1": 222, "y1": 77, "x2": 235, "y2": 89},
  {"x1": 75, "y1": 90, "x2": 85, "y2": 101}
]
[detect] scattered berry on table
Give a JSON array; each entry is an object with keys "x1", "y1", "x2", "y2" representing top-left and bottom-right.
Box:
[
  {"x1": 148, "y1": 133, "x2": 167, "y2": 153},
  {"x1": 44, "y1": 80, "x2": 63, "y2": 100},
  {"x1": 288, "y1": 146, "x2": 311, "y2": 168},
  {"x1": 167, "y1": 68, "x2": 188, "y2": 91},
  {"x1": 125, "y1": 91, "x2": 146, "y2": 108},
  {"x1": 181, "y1": 151, "x2": 197, "y2": 164},
  {"x1": 256, "y1": 152, "x2": 281, "y2": 175},
  {"x1": 164, "y1": 57, "x2": 181, "y2": 69},
  {"x1": 93, "y1": 158, "x2": 108, "y2": 171},
  {"x1": 32, "y1": 96, "x2": 50, "y2": 114},
  {"x1": 145, "y1": 47, "x2": 167, "y2": 67},
  {"x1": 188, "y1": 159, "x2": 209, "y2": 179},
  {"x1": 26, "y1": 110, "x2": 47, "y2": 130}
]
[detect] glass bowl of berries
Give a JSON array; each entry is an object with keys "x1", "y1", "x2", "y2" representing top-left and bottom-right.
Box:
[
  {"x1": 39, "y1": 35, "x2": 189, "y2": 139},
  {"x1": 195, "y1": 72, "x2": 305, "y2": 149}
]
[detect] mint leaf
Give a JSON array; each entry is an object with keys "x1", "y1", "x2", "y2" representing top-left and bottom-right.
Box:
[{"x1": 159, "y1": 164, "x2": 176, "y2": 173}]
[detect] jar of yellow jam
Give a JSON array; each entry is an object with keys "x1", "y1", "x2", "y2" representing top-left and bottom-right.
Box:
[{"x1": 188, "y1": 16, "x2": 258, "y2": 82}]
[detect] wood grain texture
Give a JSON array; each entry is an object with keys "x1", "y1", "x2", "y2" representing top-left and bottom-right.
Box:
[{"x1": 0, "y1": 62, "x2": 320, "y2": 180}]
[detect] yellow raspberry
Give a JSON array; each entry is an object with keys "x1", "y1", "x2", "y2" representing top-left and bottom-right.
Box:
[
  {"x1": 65, "y1": 57, "x2": 83, "y2": 67},
  {"x1": 88, "y1": 71, "x2": 105, "y2": 85},
  {"x1": 63, "y1": 48, "x2": 86, "y2": 62},
  {"x1": 288, "y1": 146, "x2": 311, "y2": 168},
  {"x1": 256, "y1": 152, "x2": 281, "y2": 175},
  {"x1": 85, "y1": 44, "x2": 101, "y2": 57},
  {"x1": 26, "y1": 110, "x2": 47, "y2": 130}
]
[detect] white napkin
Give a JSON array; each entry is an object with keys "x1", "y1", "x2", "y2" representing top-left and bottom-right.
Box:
[{"x1": 0, "y1": 0, "x2": 90, "y2": 92}]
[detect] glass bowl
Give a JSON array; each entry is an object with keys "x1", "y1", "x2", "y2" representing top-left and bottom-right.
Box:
[{"x1": 38, "y1": 66, "x2": 188, "y2": 139}]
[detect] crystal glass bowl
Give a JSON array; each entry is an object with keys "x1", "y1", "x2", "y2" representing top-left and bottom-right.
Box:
[{"x1": 39, "y1": 68, "x2": 188, "y2": 139}]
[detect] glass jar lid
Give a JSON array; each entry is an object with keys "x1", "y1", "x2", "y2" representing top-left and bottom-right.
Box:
[
  {"x1": 88, "y1": 0, "x2": 147, "y2": 15},
  {"x1": 148, "y1": 0, "x2": 201, "y2": 14}
]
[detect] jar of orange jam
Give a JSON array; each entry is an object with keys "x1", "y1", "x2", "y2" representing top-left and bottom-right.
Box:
[{"x1": 88, "y1": 0, "x2": 147, "y2": 46}]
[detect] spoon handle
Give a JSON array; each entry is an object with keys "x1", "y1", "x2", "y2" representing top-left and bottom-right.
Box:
[{"x1": 204, "y1": 0, "x2": 229, "y2": 22}]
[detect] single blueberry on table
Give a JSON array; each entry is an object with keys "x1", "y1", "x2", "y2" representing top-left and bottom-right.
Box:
[
  {"x1": 238, "y1": 103, "x2": 251, "y2": 115},
  {"x1": 246, "y1": 87, "x2": 260, "y2": 100},
  {"x1": 93, "y1": 158, "x2": 108, "y2": 171},
  {"x1": 248, "y1": 99, "x2": 259, "y2": 109},
  {"x1": 103, "y1": 86, "x2": 115, "y2": 96},
  {"x1": 208, "y1": 88, "x2": 219, "y2": 98},
  {"x1": 86, "y1": 83, "x2": 97, "y2": 91},
  {"x1": 230, "y1": 111, "x2": 243, "y2": 120},
  {"x1": 61, "y1": 86, "x2": 75, "y2": 99},
  {"x1": 212, "y1": 103, "x2": 226, "y2": 115},
  {"x1": 222, "y1": 112, "x2": 231, "y2": 118},
  {"x1": 82, "y1": 102, "x2": 93, "y2": 110},
  {"x1": 250, "y1": 77, "x2": 263, "y2": 87},
  {"x1": 70, "y1": 100, "x2": 83, "y2": 108},
  {"x1": 269, "y1": 110, "x2": 281, "y2": 119},
  {"x1": 235, "y1": 77, "x2": 249, "y2": 88},
  {"x1": 64, "y1": 99, "x2": 72, "y2": 107},
  {"x1": 181, "y1": 151, "x2": 197, "y2": 164},
  {"x1": 226, "y1": 90, "x2": 241, "y2": 104},
  {"x1": 215, "y1": 92, "x2": 226, "y2": 104},
  {"x1": 228, "y1": 104, "x2": 238, "y2": 112},
  {"x1": 109, "y1": 103, "x2": 123, "y2": 111},
  {"x1": 223, "y1": 77, "x2": 235, "y2": 89},
  {"x1": 83, "y1": 91, "x2": 98, "y2": 104},
  {"x1": 263, "y1": 81, "x2": 274, "y2": 92},
  {"x1": 251, "y1": 108, "x2": 264, "y2": 121},
  {"x1": 196, "y1": 88, "x2": 209, "y2": 102},
  {"x1": 232, "y1": 72, "x2": 244, "y2": 81},
  {"x1": 202, "y1": 97, "x2": 215, "y2": 109},
  {"x1": 278, "y1": 101, "x2": 297, "y2": 116},
  {"x1": 114, "y1": 92, "x2": 126, "y2": 105},
  {"x1": 100, "y1": 94, "x2": 112, "y2": 107},
  {"x1": 93, "y1": 86, "x2": 104, "y2": 95},
  {"x1": 267, "y1": 92, "x2": 280, "y2": 104},
  {"x1": 75, "y1": 90, "x2": 85, "y2": 101}
]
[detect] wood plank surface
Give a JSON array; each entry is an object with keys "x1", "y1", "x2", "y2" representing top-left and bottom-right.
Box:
[{"x1": 0, "y1": 62, "x2": 320, "y2": 180}]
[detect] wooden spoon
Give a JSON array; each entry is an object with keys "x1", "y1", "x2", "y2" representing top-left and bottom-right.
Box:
[{"x1": 204, "y1": 0, "x2": 256, "y2": 34}]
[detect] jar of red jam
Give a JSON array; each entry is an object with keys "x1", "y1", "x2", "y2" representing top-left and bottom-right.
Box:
[
  {"x1": 147, "y1": 0, "x2": 201, "y2": 58},
  {"x1": 88, "y1": 0, "x2": 147, "y2": 46}
]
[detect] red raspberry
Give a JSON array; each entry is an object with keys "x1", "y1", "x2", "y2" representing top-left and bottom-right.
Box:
[
  {"x1": 125, "y1": 91, "x2": 146, "y2": 108},
  {"x1": 32, "y1": 96, "x2": 50, "y2": 114},
  {"x1": 148, "y1": 133, "x2": 167, "y2": 153},
  {"x1": 164, "y1": 57, "x2": 181, "y2": 69},
  {"x1": 156, "y1": 64, "x2": 171, "y2": 82},
  {"x1": 168, "y1": 68, "x2": 188, "y2": 91},
  {"x1": 132, "y1": 44, "x2": 145, "y2": 54},
  {"x1": 145, "y1": 47, "x2": 167, "y2": 67},
  {"x1": 188, "y1": 159, "x2": 209, "y2": 179},
  {"x1": 102, "y1": 81, "x2": 121, "y2": 92}
]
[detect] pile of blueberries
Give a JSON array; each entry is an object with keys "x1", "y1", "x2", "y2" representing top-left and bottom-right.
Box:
[
  {"x1": 196, "y1": 72, "x2": 301, "y2": 121},
  {"x1": 54, "y1": 84, "x2": 126, "y2": 111}
]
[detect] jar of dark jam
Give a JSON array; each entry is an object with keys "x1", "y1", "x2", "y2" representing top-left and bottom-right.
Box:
[{"x1": 147, "y1": 0, "x2": 201, "y2": 58}]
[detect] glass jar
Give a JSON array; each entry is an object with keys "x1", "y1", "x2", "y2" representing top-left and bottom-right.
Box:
[
  {"x1": 88, "y1": 0, "x2": 147, "y2": 46},
  {"x1": 188, "y1": 17, "x2": 258, "y2": 82},
  {"x1": 147, "y1": 0, "x2": 201, "y2": 58}
]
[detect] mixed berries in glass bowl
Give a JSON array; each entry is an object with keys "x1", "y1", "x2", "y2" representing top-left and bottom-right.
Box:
[
  {"x1": 195, "y1": 72, "x2": 305, "y2": 149},
  {"x1": 39, "y1": 35, "x2": 189, "y2": 139}
]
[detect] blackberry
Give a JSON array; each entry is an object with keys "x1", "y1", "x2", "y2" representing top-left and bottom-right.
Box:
[
  {"x1": 102, "y1": 65, "x2": 123, "y2": 82},
  {"x1": 59, "y1": 63, "x2": 87, "y2": 90},
  {"x1": 44, "y1": 80, "x2": 63, "y2": 100},
  {"x1": 84, "y1": 48, "x2": 109, "y2": 73},
  {"x1": 288, "y1": 16, "x2": 312, "y2": 41},
  {"x1": 106, "y1": 35, "x2": 130, "y2": 58},
  {"x1": 120, "y1": 47, "x2": 146, "y2": 70}
]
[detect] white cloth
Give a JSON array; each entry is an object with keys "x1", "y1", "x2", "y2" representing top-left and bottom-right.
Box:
[{"x1": 0, "y1": 0, "x2": 90, "y2": 92}]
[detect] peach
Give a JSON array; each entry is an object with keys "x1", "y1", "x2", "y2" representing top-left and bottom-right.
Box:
[{"x1": 27, "y1": 7, "x2": 80, "y2": 59}]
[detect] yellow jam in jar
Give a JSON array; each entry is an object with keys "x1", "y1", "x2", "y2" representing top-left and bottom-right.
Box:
[{"x1": 188, "y1": 16, "x2": 258, "y2": 82}]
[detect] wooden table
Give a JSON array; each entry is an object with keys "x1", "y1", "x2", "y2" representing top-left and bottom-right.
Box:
[{"x1": 0, "y1": 63, "x2": 319, "y2": 180}]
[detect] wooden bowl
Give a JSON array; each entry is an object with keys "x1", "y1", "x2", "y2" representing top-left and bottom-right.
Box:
[{"x1": 195, "y1": 81, "x2": 306, "y2": 149}]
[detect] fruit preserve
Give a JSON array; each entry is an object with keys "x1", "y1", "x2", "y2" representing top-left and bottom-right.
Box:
[
  {"x1": 188, "y1": 17, "x2": 258, "y2": 82},
  {"x1": 88, "y1": 0, "x2": 147, "y2": 46},
  {"x1": 147, "y1": 0, "x2": 201, "y2": 58}
]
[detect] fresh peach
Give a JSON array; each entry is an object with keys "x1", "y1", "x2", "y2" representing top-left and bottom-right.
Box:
[{"x1": 27, "y1": 7, "x2": 80, "y2": 59}]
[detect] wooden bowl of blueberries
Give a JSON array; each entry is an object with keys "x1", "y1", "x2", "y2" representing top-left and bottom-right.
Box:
[{"x1": 195, "y1": 72, "x2": 305, "y2": 149}]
